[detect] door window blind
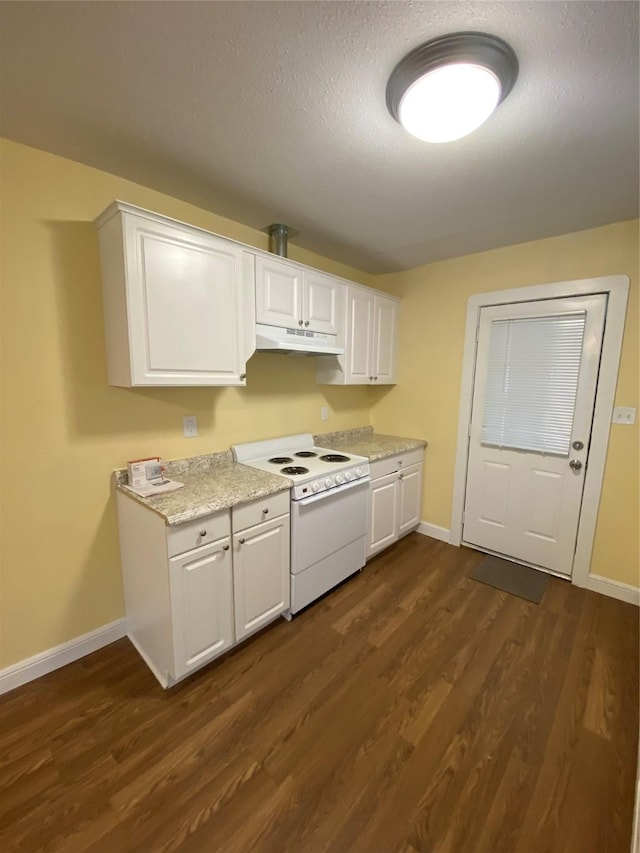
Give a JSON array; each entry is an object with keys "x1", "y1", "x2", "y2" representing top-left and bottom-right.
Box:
[{"x1": 481, "y1": 312, "x2": 586, "y2": 455}]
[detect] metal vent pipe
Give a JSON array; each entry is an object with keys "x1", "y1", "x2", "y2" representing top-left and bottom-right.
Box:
[{"x1": 262, "y1": 223, "x2": 299, "y2": 258}]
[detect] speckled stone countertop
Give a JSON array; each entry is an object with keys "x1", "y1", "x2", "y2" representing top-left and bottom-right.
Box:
[
  {"x1": 314, "y1": 426, "x2": 427, "y2": 461},
  {"x1": 114, "y1": 450, "x2": 290, "y2": 526},
  {"x1": 114, "y1": 429, "x2": 426, "y2": 525}
]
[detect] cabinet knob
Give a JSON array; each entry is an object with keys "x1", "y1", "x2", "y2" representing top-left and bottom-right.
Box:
[
  {"x1": 262, "y1": 508, "x2": 269, "y2": 514},
  {"x1": 399, "y1": 473, "x2": 404, "y2": 480},
  {"x1": 298, "y1": 319, "x2": 303, "y2": 327},
  {"x1": 199, "y1": 530, "x2": 207, "y2": 537},
  {"x1": 223, "y1": 544, "x2": 230, "y2": 551},
  {"x1": 374, "y1": 376, "x2": 378, "y2": 381},
  {"x1": 369, "y1": 376, "x2": 374, "y2": 382},
  {"x1": 304, "y1": 320, "x2": 310, "y2": 327},
  {"x1": 239, "y1": 537, "x2": 246, "y2": 544},
  {"x1": 240, "y1": 373, "x2": 246, "y2": 381}
]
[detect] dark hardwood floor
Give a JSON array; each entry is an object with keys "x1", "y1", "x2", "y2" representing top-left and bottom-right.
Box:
[{"x1": 1, "y1": 533, "x2": 638, "y2": 852}]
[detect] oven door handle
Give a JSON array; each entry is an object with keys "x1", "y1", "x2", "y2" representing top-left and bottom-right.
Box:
[{"x1": 295, "y1": 477, "x2": 370, "y2": 507}]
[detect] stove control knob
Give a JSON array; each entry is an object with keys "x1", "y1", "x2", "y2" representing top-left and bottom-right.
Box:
[
  {"x1": 325, "y1": 477, "x2": 333, "y2": 488},
  {"x1": 355, "y1": 467, "x2": 363, "y2": 478},
  {"x1": 344, "y1": 471, "x2": 353, "y2": 481},
  {"x1": 312, "y1": 481, "x2": 320, "y2": 493},
  {"x1": 335, "y1": 473, "x2": 345, "y2": 485}
]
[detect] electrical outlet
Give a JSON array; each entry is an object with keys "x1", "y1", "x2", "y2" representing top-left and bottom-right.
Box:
[
  {"x1": 612, "y1": 407, "x2": 636, "y2": 425},
  {"x1": 183, "y1": 415, "x2": 198, "y2": 437},
  {"x1": 321, "y1": 406, "x2": 329, "y2": 421}
]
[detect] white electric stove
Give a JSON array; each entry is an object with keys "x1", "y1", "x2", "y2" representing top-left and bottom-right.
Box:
[{"x1": 232, "y1": 434, "x2": 370, "y2": 615}]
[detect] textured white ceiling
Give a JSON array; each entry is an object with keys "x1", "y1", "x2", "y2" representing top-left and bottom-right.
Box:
[{"x1": 0, "y1": 1, "x2": 638, "y2": 273}]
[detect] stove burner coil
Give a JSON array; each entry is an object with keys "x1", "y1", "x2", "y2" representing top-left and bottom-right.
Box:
[
  {"x1": 280, "y1": 466, "x2": 310, "y2": 475},
  {"x1": 269, "y1": 456, "x2": 293, "y2": 464},
  {"x1": 294, "y1": 451, "x2": 318, "y2": 458},
  {"x1": 320, "y1": 454, "x2": 350, "y2": 463}
]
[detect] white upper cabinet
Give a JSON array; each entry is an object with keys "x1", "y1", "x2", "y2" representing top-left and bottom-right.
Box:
[
  {"x1": 372, "y1": 293, "x2": 398, "y2": 383},
  {"x1": 255, "y1": 255, "x2": 343, "y2": 335},
  {"x1": 304, "y1": 269, "x2": 342, "y2": 335},
  {"x1": 96, "y1": 202, "x2": 256, "y2": 387},
  {"x1": 316, "y1": 284, "x2": 399, "y2": 385},
  {"x1": 255, "y1": 255, "x2": 302, "y2": 329}
]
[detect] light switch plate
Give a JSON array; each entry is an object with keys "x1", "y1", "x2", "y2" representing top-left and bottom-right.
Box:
[
  {"x1": 612, "y1": 406, "x2": 636, "y2": 425},
  {"x1": 320, "y1": 406, "x2": 329, "y2": 421}
]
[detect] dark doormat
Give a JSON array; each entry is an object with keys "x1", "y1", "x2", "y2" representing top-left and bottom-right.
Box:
[{"x1": 470, "y1": 555, "x2": 549, "y2": 603}]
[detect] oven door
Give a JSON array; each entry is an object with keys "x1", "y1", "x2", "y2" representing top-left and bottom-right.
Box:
[{"x1": 290, "y1": 478, "x2": 369, "y2": 575}]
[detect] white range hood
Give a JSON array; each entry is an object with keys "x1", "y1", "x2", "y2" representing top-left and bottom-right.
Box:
[{"x1": 255, "y1": 323, "x2": 344, "y2": 356}]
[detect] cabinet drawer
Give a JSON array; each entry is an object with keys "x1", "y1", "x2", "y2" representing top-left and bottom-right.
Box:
[
  {"x1": 232, "y1": 490, "x2": 290, "y2": 533},
  {"x1": 167, "y1": 510, "x2": 230, "y2": 558},
  {"x1": 370, "y1": 448, "x2": 424, "y2": 480}
]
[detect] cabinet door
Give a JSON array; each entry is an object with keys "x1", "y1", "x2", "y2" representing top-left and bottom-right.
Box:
[
  {"x1": 169, "y1": 538, "x2": 234, "y2": 680},
  {"x1": 255, "y1": 256, "x2": 302, "y2": 328},
  {"x1": 233, "y1": 514, "x2": 290, "y2": 641},
  {"x1": 372, "y1": 295, "x2": 398, "y2": 384},
  {"x1": 367, "y1": 472, "x2": 398, "y2": 557},
  {"x1": 125, "y1": 215, "x2": 248, "y2": 386},
  {"x1": 303, "y1": 270, "x2": 343, "y2": 335},
  {"x1": 346, "y1": 287, "x2": 374, "y2": 382},
  {"x1": 397, "y1": 463, "x2": 423, "y2": 537}
]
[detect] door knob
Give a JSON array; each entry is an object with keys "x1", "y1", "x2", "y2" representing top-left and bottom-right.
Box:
[{"x1": 569, "y1": 459, "x2": 583, "y2": 471}]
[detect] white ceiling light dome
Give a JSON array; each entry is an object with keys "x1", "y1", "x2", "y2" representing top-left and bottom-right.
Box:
[{"x1": 387, "y1": 32, "x2": 519, "y2": 143}]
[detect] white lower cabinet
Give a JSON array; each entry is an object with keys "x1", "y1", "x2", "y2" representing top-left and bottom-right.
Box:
[
  {"x1": 367, "y1": 449, "x2": 424, "y2": 558},
  {"x1": 368, "y1": 472, "x2": 399, "y2": 555},
  {"x1": 169, "y1": 537, "x2": 234, "y2": 680},
  {"x1": 116, "y1": 489, "x2": 290, "y2": 688},
  {"x1": 233, "y1": 513, "x2": 290, "y2": 642}
]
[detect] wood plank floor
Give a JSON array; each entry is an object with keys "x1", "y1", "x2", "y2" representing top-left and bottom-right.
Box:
[{"x1": 1, "y1": 534, "x2": 638, "y2": 852}]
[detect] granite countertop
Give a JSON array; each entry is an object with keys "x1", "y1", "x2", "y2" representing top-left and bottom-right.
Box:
[
  {"x1": 314, "y1": 426, "x2": 427, "y2": 461},
  {"x1": 114, "y1": 450, "x2": 290, "y2": 526},
  {"x1": 114, "y1": 428, "x2": 427, "y2": 526}
]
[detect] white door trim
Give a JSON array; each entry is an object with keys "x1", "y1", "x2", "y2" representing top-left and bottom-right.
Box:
[{"x1": 450, "y1": 275, "x2": 629, "y2": 588}]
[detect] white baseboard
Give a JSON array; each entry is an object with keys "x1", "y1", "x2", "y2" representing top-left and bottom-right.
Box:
[
  {"x1": 0, "y1": 618, "x2": 127, "y2": 695},
  {"x1": 586, "y1": 574, "x2": 640, "y2": 606},
  {"x1": 417, "y1": 522, "x2": 452, "y2": 544}
]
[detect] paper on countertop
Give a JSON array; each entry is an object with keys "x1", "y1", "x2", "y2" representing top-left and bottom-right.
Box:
[{"x1": 125, "y1": 479, "x2": 185, "y2": 498}]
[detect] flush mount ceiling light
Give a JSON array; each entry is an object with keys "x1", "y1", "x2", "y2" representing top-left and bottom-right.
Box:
[{"x1": 386, "y1": 31, "x2": 518, "y2": 143}]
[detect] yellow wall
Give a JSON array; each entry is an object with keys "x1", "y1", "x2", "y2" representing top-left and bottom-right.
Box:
[
  {"x1": 0, "y1": 140, "x2": 374, "y2": 667},
  {"x1": 372, "y1": 220, "x2": 639, "y2": 587},
  {"x1": 1, "y1": 138, "x2": 638, "y2": 670}
]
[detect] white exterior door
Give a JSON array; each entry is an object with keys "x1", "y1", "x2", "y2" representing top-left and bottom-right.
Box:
[{"x1": 463, "y1": 294, "x2": 607, "y2": 576}]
